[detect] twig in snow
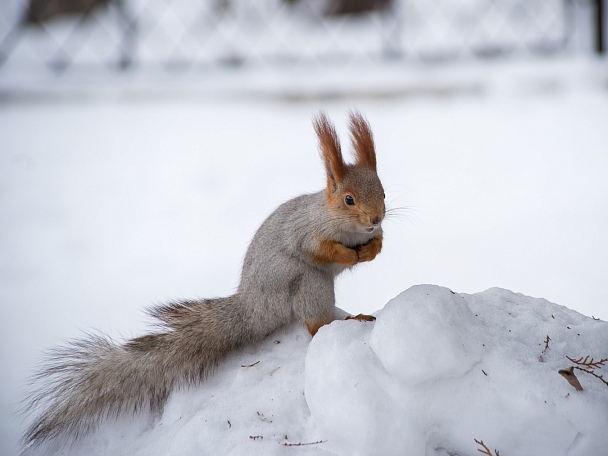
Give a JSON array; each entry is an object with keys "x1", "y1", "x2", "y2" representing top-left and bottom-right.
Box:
[
  {"x1": 543, "y1": 335, "x2": 551, "y2": 352},
  {"x1": 249, "y1": 435, "x2": 263, "y2": 441},
  {"x1": 282, "y1": 440, "x2": 327, "y2": 447},
  {"x1": 257, "y1": 411, "x2": 272, "y2": 423},
  {"x1": 241, "y1": 360, "x2": 260, "y2": 368},
  {"x1": 566, "y1": 356, "x2": 607, "y2": 370},
  {"x1": 539, "y1": 335, "x2": 552, "y2": 362},
  {"x1": 474, "y1": 438, "x2": 500, "y2": 456},
  {"x1": 559, "y1": 356, "x2": 608, "y2": 391}
]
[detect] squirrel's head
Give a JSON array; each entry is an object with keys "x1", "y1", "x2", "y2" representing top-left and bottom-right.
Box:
[{"x1": 313, "y1": 110, "x2": 385, "y2": 236}]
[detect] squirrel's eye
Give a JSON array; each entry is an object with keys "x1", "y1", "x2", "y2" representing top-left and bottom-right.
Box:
[{"x1": 345, "y1": 195, "x2": 355, "y2": 206}]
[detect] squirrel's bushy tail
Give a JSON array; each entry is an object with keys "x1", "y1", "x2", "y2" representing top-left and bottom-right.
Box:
[{"x1": 23, "y1": 295, "x2": 252, "y2": 447}]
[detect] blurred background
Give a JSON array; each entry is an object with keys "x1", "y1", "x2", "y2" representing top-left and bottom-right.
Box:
[
  {"x1": 1, "y1": 1, "x2": 607, "y2": 455},
  {"x1": 0, "y1": 0, "x2": 605, "y2": 73}
]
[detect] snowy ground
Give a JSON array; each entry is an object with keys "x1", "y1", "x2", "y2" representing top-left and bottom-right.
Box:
[
  {"x1": 18, "y1": 286, "x2": 608, "y2": 455},
  {"x1": 1, "y1": 55, "x2": 607, "y2": 454}
]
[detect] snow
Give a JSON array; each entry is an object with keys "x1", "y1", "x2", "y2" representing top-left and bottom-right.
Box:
[
  {"x1": 307, "y1": 286, "x2": 608, "y2": 455},
  {"x1": 19, "y1": 285, "x2": 608, "y2": 456},
  {"x1": 370, "y1": 285, "x2": 487, "y2": 386},
  {"x1": 1, "y1": 32, "x2": 608, "y2": 455}
]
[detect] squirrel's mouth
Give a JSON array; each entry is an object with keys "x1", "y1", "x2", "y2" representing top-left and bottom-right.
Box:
[{"x1": 364, "y1": 226, "x2": 376, "y2": 233}]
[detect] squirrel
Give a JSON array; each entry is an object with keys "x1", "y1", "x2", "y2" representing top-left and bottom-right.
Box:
[{"x1": 22, "y1": 110, "x2": 386, "y2": 448}]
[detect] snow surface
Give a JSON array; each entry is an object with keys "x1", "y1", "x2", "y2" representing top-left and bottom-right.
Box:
[{"x1": 23, "y1": 285, "x2": 608, "y2": 456}]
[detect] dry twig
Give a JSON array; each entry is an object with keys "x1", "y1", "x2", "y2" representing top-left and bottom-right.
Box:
[
  {"x1": 570, "y1": 356, "x2": 608, "y2": 388},
  {"x1": 567, "y1": 356, "x2": 607, "y2": 370},
  {"x1": 256, "y1": 411, "x2": 272, "y2": 423},
  {"x1": 560, "y1": 356, "x2": 608, "y2": 390},
  {"x1": 543, "y1": 335, "x2": 551, "y2": 352},
  {"x1": 474, "y1": 438, "x2": 500, "y2": 456},
  {"x1": 282, "y1": 440, "x2": 327, "y2": 447}
]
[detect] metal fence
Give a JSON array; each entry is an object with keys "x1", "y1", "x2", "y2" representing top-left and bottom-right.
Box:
[{"x1": 0, "y1": 0, "x2": 603, "y2": 74}]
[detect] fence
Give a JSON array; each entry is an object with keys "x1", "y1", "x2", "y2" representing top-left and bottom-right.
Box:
[{"x1": 0, "y1": 0, "x2": 604, "y2": 74}]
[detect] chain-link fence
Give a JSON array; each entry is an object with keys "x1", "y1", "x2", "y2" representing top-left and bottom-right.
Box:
[{"x1": 0, "y1": 0, "x2": 603, "y2": 74}]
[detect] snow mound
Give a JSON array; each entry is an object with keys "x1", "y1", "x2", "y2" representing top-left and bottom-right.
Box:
[
  {"x1": 307, "y1": 285, "x2": 608, "y2": 456},
  {"x1": 30, "y1": 285, "x2": 608, "y2": 456},
  {"x1": 369, "y1": 285, "x2": 488, "y2": 385}
]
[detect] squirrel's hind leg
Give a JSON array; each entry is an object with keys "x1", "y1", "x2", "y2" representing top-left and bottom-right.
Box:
[
  {"x1": 293, "y1": 271, "x2": 376, "y2": 337},
  {"x1": 305, "y1": 316, "x2": 336, "y2": 337},
  {"x1": 291, "y1": 270, "x2": 338, "y2": 337}
]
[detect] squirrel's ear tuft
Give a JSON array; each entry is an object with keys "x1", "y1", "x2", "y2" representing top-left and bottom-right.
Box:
[
  {"x1": 313, "y1": 111, "x2": 346, "y2": 190},
  {"x1": 349, "y1": 110, "x2": 376, "y2": 171}
]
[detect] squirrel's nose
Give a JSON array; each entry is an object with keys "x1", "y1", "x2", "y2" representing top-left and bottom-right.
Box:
[{"x1": 371, "y1": 216, "x2": 380, "y2": 225}]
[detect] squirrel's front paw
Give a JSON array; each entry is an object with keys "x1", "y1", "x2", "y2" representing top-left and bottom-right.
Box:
[
  {"x1": 356, "y1": 236, "x2": 382, "y2": 263},
  {"x1": 334, "y1": 243, "x2": 359, "y2": 266},
  {"x1": 311, "y1": 239, "x2": 358, "y2": 266}
]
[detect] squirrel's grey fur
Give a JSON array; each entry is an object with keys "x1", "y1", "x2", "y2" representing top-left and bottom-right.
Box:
[{"x1": 22, "y1": 111, "x2": 385, "y2": 448}]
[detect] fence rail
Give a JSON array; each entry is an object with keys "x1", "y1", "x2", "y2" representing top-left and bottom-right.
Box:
[{"x1": 0, "y1": 0, "x2": 603, "y2": 74}]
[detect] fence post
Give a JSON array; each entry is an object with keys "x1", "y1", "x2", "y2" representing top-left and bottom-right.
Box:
[
  {"x1": 594, "y1": 0, "x2": 606, "y2": 54},
  {"x1": 114, "y1": 0, "x2": 136, "y2": 69}
]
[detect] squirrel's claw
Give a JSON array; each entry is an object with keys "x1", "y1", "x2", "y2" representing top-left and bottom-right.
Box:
[{"x1": 345, "y1": 313, "x2": 376, "y2": 322}]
